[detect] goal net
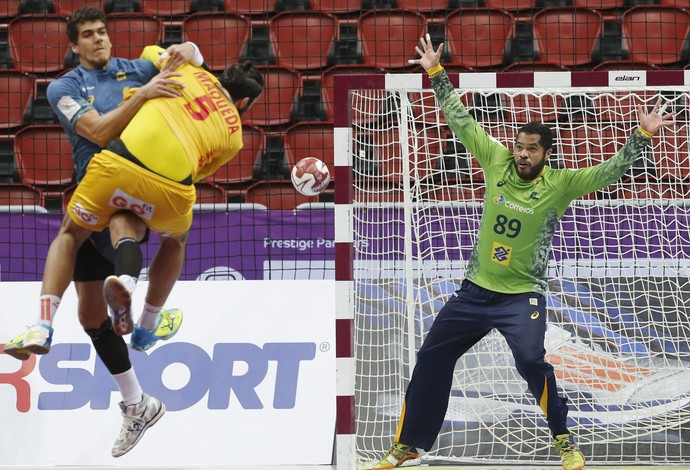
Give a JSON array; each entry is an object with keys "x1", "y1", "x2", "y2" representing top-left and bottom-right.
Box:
[{"x1": 337, "y1": 71, "x2": 690, "y2": 467}]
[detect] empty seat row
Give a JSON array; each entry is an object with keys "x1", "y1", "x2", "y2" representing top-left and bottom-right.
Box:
[
  {"x1": 3, "y1": 0, "x2": 687, "y2": 18},
  {"x1": 2, "y1": 121, "x2": 334, "y2": 185},
  {"x1": 2, "y1": 64, "x2": 688, "y2": 131},
  {"x1": 5, "y1": 58, "x2": 690, "y2": 129},
  {"x1": 0, "y1": 65, "x2": 390, "y2": 128},
  {"x1": 3, "y1": 6, "x2": 689, "y2": 74},
  {"x1": 7, "y1": 178, "x2": 685, "y2": 213}
]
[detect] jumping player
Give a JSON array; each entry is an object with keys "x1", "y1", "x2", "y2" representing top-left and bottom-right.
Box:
[
  {"x1": 3, "y1": 6, "x2": 201, "y2": 457},
  {"x1": 373, "y1": 35, "x2": 678, "y2": 470},
  {"x1": 60, "y1": 55, "x2": 263, "y2": 349}
]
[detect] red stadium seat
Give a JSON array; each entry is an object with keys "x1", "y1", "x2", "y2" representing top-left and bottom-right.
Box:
[
  {"x1": 360, "y1": 125, "x2": 441, "y2": 183},
  {"x1": 397, "y1": 0, "x2": 451, "y2": 12},
  {"x1": 284, "y1": 121, "x2": 334, "y2": 179},
  {"x1": 8, "y1": 15, "x2": 69, "y2": 74},
  {"x1": 572, "y1": 0, "x2": 624, "y2": 10},
  {"x1": 53, "y1": 1, "x2": 103, "y2": 16},
  {"x1": 503, "y1": 61, "x2": 566, "y2": 71},
  {"x1": 204, "y1": 125, "x2": 264, "y2": 185},
  {"x1": 0, "y1": 1, "x2": 20, "y2": 17},
  {"x1": 0, "y1": 71, "x2": 34, "y2": 130},
  {"x1": 655, "y1": 123, "x2": 690, "y2": 182},
  {"x1": 310, "y1": 0, "x2": 362, "y2": 14},
  {"x1": 61, "y1": 182, "x2": 76, "y2": 212},
  {"x1": 269, "y1": 11, "x2": 337, "y2": 71},
  {"x1": 0, "y1": 183, "x2": 44, "y2": 206},
  {"x1": 353, "y1": 180, "x2": 405, "y2": 203},
  {"x1": 140, "y1": 0, "x2": 191, "y2": 16},
  {"x1": 593, "y1": 60, "x2": 659, "y2": 70},
  {"x1": 14, "y1": 124, "x2": 74, "y2": 186},
  {"x1": 245, "y1": 180, "x2": 315, "y2": 210},
  {"x1": 507, "y1": 92, "x2": 564, "y2": 123},
  {"x1": 659, "y1": 0, "x2": 690, "y2": 7},
  {"x1": 106, "y1": 14, "x2": 163, "y2": 60},
  {"x1": 195, "y1": 182, "x2": 227, "y2": 204},
  {"x1": 558, "y1": 124, "x2": 626, "y2": 169},
  {"x1": 241, "y1": 66, "x2": 301, "y2": 127},
  {"x1": 533, "y1": 7, "x2": 603, "y2": 68},
  {"x1": 622, "y1": 6, "x2": 690, "y2": 66},
  {"x1": 483, "y1": 0, "x2": 535, "y2": 12},
  {"x1": 427, "y1": 184, "x2": 486, "y2": 202},
  {"x1": 182, "y1": 12, "x2": 250, "y2": 72},
  {"x1": 225, "y1": 0, "x2": 276, "y2": 15},
  {"x1": 446, "y1": 8, "x2": 514, "y2": 69},
  {"x1": 359, "y1": 9, "x2": 427, "y2": 69},
  {"x1": 591, "y1": 90, "x2": 657, "y2": 122},
  {"x1": 321, "y1": 64, "x2": 386, "y2": 122}
]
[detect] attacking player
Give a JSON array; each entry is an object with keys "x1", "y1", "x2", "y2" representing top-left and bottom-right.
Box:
[
  {"x1": 9, "y1": 46, "x2": 262, "y2": 368},
  {"x1": 3, "y1": 6, "x2": 202, "y2": 457},
  {"x1": 373, "y1": 35, "x2": 678, "y2": 470},
  {"x1": 58, "y1": 56, "x2": 263, "y2": 333}
]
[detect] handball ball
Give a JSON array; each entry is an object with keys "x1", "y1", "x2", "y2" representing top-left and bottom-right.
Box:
[{"x1": 290, "y1": 157, "x2": 331, "y2": 196}]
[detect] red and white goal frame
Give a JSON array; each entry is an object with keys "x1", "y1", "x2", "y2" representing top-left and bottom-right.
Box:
[{"x1": 333, "y1": 70, "x2": 690, "y2": 469}]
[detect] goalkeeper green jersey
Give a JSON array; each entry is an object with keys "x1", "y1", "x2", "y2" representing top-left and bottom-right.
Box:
[{"x1": 430, "y1": 69, "x2": 652, "y2": 295}]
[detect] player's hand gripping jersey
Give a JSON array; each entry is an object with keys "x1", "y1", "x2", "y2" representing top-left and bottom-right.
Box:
[
  {"x1": 46, "y1": 54, "x2": 159, "y2": 181},
  {"x1": 430, "y1": 69, "x2": 652, "y2": 295}
]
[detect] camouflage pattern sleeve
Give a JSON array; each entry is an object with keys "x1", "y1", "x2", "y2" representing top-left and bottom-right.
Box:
[{"x1": 429, "y1": 69, "x2": 510, "y2": 169}]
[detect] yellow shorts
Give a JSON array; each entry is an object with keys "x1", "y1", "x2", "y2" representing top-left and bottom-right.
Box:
[{"x1": 68, "y1": 150, "x2": 196, "y2": 237}]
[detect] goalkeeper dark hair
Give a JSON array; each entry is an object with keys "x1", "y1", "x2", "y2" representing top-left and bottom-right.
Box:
[
  {"x1": 219, "y1": 61, "x2": 264, "y2": 115},
  {"x1": 518, "y1": 122, "x2": 554, "y2": 152},
  {"x1": 67, "y1": 6, "x2": 107, "y2": 44}
]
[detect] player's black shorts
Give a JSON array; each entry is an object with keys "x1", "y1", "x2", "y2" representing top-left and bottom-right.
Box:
[
  {"x1": 72, "y1": 228, "x2": 149, "y2": 282},
  {"x1": 73, "y1": 232, "x2": 115, "y2": 282}
]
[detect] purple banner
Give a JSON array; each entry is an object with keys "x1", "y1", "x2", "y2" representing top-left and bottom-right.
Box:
[
  {"x1": 0, "y1": 210, "x2": 334, "y2": 281},
  {"x1": 1, "y1": 205, "x2": 689, "y2": 282}
]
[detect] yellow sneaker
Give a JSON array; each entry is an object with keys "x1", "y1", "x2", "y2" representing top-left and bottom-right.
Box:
[
  {"x1": 3, "y1": 324, "x2": 53, "y2": 360},
  {"x1": 554, "y1": 433, "x2": 586, "y2": 470},
  {"x1": 372, "y1": 442, "x2": 419, "y2": 469},
  {"x1": 130, "y1": 308, "x2": 183, "y2": 351}
]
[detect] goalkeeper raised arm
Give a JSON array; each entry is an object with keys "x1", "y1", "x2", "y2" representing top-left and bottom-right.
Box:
[{"x1": 372, "y1": 34, "x2": 678, "y2": 470}]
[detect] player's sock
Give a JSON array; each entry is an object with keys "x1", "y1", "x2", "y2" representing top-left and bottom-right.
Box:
[
  {"x1": 112, "y1": 368, "x2": 144, "y2": 406},
  {"x1": 138, "y1": 302, "x2": 162, "y2": 331},
  {"x1": 37, "y1": 294, "x2": 60, "y2": 327},
  {"x1": 114, "y1": 237, "x2": 142, "y2": 283},
  {"x1": 86, "y1": 318, "x2": 131, "y2": 374}
]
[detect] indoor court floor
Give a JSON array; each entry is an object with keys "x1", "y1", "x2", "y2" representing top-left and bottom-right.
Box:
[{"x1": 11, "y1": 466, "x2": 690, "y2": 470}]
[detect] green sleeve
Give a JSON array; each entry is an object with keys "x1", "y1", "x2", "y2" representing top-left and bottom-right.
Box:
[{"x1": 430, "y1": 69, "x2": 510, "y2": 169}]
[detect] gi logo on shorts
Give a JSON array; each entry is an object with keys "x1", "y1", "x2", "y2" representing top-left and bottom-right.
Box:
[
  {"x1": 109, "y1": 188, "x2": 155, "y2": 220},
  {"x1": 491, "y1": 241, "x2": 512, "y2": 266}
]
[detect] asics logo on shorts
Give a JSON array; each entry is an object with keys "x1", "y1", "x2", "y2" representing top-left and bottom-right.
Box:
[
  {"x1": 73, "y1": 202, "x2": 100, "y2": 225},
  {"x1": 109, "y1": 189, "x2": 155, "y2": 220}
]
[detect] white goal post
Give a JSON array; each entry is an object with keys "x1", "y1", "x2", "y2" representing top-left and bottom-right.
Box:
[{"x1": 333, "y1": 70, "x2": 690, "y2": 468}]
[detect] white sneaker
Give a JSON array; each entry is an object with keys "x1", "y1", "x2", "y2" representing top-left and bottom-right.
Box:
[
  {"x1": 111, "y1": 393, "x2": 165, "y2": 457},
  {"x1": 104, "y1": 275, "x2": 134, "y2": 335}
]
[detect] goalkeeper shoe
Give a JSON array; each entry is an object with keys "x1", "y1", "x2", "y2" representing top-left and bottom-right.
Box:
[
  {"x1": 112, "y1": 393, "x2": 165, "y2": 457},
  {"x1": 372, "y1": 442, "x2": 419, "y2": 469},
  {"x1": 130, "y1": 308, "x2": 183, "y2": 352},
  {"x1": 554, "y1": 433, "x2": 586, "y2": 470},
  {"x1": 3, "y1": 324, "x2": 54, "y2": 360},
  {"x1": 104, "y1": 275, "x2": 134, "y2": 336}
]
